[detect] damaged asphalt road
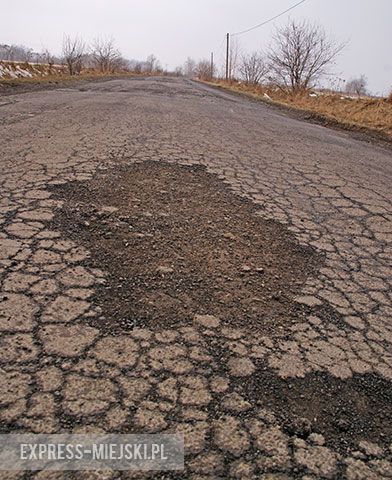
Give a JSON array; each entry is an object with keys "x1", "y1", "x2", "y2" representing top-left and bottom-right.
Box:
[{"x1": 0, "y1": 76, "x2": 392, "y2": 479}]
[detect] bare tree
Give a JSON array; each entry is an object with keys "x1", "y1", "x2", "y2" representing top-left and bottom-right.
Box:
[
  {"x1": 183, "y1": 57, "x2": 196, "y2": 77},
  {"x1": 345, "y1": 75, "x2": 368, "y2": 96},
  {"x1": 126, "y1": 60, "x2": 143, "y2": 73},
  {"x1": 0, "y1": 44, "x2": 61, "y2": 66},
  {"x1": 39, "y1": 48, "x2": 54, "y2": 74},
  {"x1": 268, "y1": 20, "x2": 345, "y2": 91},
  {"x1": 195, "y1": 59, "x2": 212, "y2": 80},
  {"x1": 91, "y1": 37, "x2": 121, "y2": 73},
  {"x1": 11, "y1": 45, "x2": 34, "y2": 62},
  {"x1": 62, "y1": 35, "x2": 85, "y2": 75},
  {"x1": 133, "y1": 61, "x2": 143, "y2": 74},
  {"x1": 42, "y1": 49, "x2": 54, "y2": 65},
  {"x1": 174, "y1": 66, "x2": 183, "y2": 76},
  {"x1": 144, "y1": 54, "x2": 160, "y2": 73},
  {"x1": 1, "y1": 44, "x2": 33, "y2": 62},
  {"x1": 22, "y1": 47, "x2": 34, "y2": 63},
  {"x1": 239, "y1": 52, "x2": 268, "y2": 85}
]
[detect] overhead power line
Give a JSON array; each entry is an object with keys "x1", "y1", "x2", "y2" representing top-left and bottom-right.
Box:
[{"x1": 231, "y1": 0, "x2": 308, "y2": 37}]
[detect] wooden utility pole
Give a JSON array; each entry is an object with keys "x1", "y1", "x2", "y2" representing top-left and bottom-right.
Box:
[
  {"x1": 225, "y1": 33, "x2": 230, "y2": 81},
  {"x1": 210, "y1": 52, "x2": 214, "y2": 79}
]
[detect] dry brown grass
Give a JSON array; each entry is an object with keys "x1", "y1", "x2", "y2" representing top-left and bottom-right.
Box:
[{"x1": 208, "y1": 80, "x2": 392, "y2": 138}]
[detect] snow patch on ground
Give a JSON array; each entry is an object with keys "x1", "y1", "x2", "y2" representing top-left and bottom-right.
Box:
[{"x1": 0, "y1": 61, "x2": 66, "y2": 79}]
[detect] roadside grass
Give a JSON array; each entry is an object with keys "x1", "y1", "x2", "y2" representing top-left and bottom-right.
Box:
[{"x1": 205, "y1": 80, "x2": 392, "y2": 139}]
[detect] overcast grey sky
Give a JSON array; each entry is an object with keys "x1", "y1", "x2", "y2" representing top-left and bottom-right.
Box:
[{"x1": 1, "y1": 0, "x2": 391, "y2": 94}]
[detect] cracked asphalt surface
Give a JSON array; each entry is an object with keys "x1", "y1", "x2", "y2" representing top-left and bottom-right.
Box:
[{"x1": 0, "y1": 76, "x2": 392, "y2": 479}]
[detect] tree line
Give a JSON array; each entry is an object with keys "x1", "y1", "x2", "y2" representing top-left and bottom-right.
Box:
[
  {"x1": 182, "y1": 20, "x2": 369, "y2": 96},
  {"x1": 61, "y1": 36, "x2": 163, "y2": 75},
  {"x1": 0, "y1": 36, "x2": 163, "y2": 76}
]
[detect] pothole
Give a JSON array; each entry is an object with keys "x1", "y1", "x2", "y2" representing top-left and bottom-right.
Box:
[{"x1": 50, "y1": 160, "x2": 322, "y2": 333}]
